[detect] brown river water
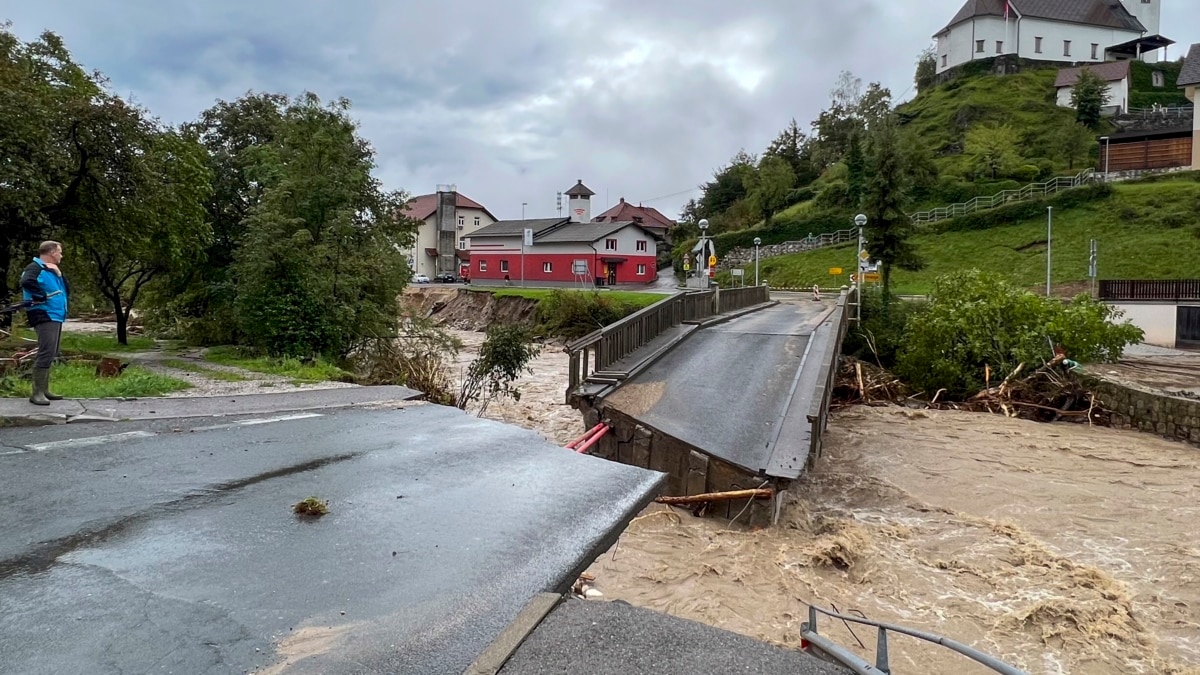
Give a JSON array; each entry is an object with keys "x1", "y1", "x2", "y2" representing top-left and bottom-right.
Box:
[{"x1": 451, "y1": 331, "x2": 1200, "y2": 674}]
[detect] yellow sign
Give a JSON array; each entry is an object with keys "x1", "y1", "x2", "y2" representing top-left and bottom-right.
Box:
[
  {"x1": 829, "y1": 267, "x2": 843, "y2": 275},
  {"x1": 865, "y1": 272, "x2": 881, "y2": 282},
  {"x1": 859, "y1": 250, "x2": 870, "y2": 261},
  {"x1": 683, "y1": 263, "x2": 691, "y2": 271},
  {"x1": 708, "y1": 255, "x2": 717, "y2": 267}
]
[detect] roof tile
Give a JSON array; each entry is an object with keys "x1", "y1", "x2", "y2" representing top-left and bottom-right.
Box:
[{"x1": 1179, "y1": 43, "x2": 1200, "y2": 87}]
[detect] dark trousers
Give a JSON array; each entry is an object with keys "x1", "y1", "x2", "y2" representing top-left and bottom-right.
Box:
[{"x1": 33, "y1": 321, "x2": 62, "y2": 369}]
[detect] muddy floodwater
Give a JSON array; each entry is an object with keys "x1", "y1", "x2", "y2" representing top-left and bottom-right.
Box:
[{"x1": 451, "y1": 331, "x2": 1200, "y2": 674}]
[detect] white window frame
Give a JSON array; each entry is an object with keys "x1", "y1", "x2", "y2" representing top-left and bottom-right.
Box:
[
  {"x1": 500, "y1": 260, "x2": 509, "y2": 273},
  {"x1": 605, "y1": 239, "x2": 617, "y2": 251},
  {"x1": 458, "y1": 215, "x2": 465, "y2": 226},
  {"x1": 543, "y1": 262, "x2": 552, "y2": 273},
  {"x1": 479, "y1": 260, "x2": 487, "y2": 272},
  {"x1": 636, "y1": 264, "x2": 647, "y2": 276},
  {"x1": 473, "y1": 216, "x2": 480, "y2": 227},
  {"x1": 636, "y1": 240, "x2": 647, "y2": 252}
]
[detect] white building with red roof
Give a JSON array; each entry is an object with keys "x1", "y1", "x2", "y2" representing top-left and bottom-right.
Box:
[{"x1": 401, "y1": 186, "x2": 498, "y2": 278}]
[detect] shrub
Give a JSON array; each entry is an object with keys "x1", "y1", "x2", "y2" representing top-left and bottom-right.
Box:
[
  {"x1": 348, "y1": 316, "x2": 461, "y2": 405},
  {"x1": 536, "y1": 290, "x2": 634, "y2": 340},
  {"x1": 1010, "y1": 164, "x2": 1040, "y2": 183},
  {"x1": 895, "y1": 270, "x2": 1143, "y2": 398},
  {"x1": 457, "y1": 324, "x2": 540, "y2": 416},
  {"x1": 815, "y1": 180, "x2": 851, "y2": 209},
  {"x1": 842, "y1": 289, "x2": 929, "y2": 368}
]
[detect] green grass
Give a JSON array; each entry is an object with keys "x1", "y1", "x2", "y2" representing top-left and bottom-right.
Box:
[
  {"x1": 162, "y1": 358, "x2": 250, "y2": 382},
  {"x1": 485, "y1": 288, "x2": 664, "y2": 309},
  {"x1": 203, "y1": 347, "x2": 354, "y2": 383},
  {"x1": 7, "y1": 330, "x2": 157, "y2": 354},
  {"x1": 747, "y1": 179, "x2": 1200, "y2": 295},
  {"x1": 897, "y1": 66, "x2": 1080, "y2": 175},
  {"x1": 0, "y1": 362, "x2": 190, "y2": 398}
]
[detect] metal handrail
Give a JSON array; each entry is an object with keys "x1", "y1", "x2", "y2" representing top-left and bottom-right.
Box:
[{"x1": 801, "y1": 604, "x2": 1029, "y2": 675}]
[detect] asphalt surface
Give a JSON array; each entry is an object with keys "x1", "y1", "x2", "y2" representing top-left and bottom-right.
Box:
[
  {"x1": 603, "y1": 300, "x2": 831, "y2": 478},
  {"x1": 499, "y1": 598, "x2": 851, "y2": 675},
  {"x1": 0, "y1": 404, "x2": 665, "y2": 675}
]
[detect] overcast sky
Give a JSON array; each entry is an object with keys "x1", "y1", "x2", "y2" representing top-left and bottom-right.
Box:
[{"x1": 7, "y1": 1, "x2": 1199, "y2": 221}]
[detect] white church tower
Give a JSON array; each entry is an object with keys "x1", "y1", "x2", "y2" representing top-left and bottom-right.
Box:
[{"x1": 1119, "y1": 0, "x2": 1161, "y2": 37}]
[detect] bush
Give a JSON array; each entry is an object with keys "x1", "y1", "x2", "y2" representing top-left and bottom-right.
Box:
[
  {"x1": 457, "y1": 324, "x2": 540, "y2": 416},
  {"x1": 842, "y1": 289, "x2": 929, "y2": 368},
  {"x1": 536, "y1": 290, "x2": 637, "y2": 340},
  {"x1": 348, "y1": 317, "x2": 461, "y2": 405},
  {"x1": 814, "y1": 180, "x2": 851, "y2": 209},
  {"x1": 895, "y1": 270, "x2": 1143, "y2": 398},
  {"x1": 1010, "y1": 164, "x2": 1040, "y2": 183}
]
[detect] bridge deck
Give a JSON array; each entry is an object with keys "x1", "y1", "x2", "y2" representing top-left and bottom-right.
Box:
[{"x1": 602, "y1": 300, "x2": 834, "y2": 481}]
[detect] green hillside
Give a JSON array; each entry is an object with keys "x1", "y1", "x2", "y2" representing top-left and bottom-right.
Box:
[{"x1": 741, "y1": 175, "x2": 1200, "y2": 295}]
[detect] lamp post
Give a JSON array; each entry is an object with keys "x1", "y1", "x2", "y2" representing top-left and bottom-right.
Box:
[
  {"x1": 1046, "y1": 206, "x2": 1053, "y2": 297},
  {"x1": 854, "y1": 214, "x2": 867, "y2": 322},
  {"x1": 698, "y1": 219, "x2": 709, "y2": 287},
  {"x1": 522, "y1": 202, "x2": 527, "y2": 219},
  {"x1": 753, "y1": 237, "x2": 761, "y2": 287},
  {"x1": 1099, "y1": 136, "x2": 1110, "y2": 178}
]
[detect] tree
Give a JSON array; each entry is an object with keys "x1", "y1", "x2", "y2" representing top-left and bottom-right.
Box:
[
  {"x1": 914, "y1": 46, "x2": 937, "y2": 93},
  {"x1": 1071, "y1": 70, "x2": 1111, "y2": 130},
  {"x1": 232, "y1": 93, "x2": 417, "y2": 358},
  {"x1": 899, "y1": 130, "x2": 940, "y2": 198},
  {"x1": 457, "y1": 324, "x2": 540, "y2": 416},
  {"x1": 697, "y1": 150, "x2": 757, "y2": 218},
  {"x1": 67, "y1": 101, "x2": 213, "y2": 344},
  {"x1": 964, "y1": 123, "x2": 1022, "y2": 179},
  {"x1": 0, "y1": 26, "x2": 102, "y2": 315},
  {"x1": 764, "y1": 119, "x2": 818, "y2": 187},
  {"x1": 746, "y1": 155, "x2": 796, "y2": 222},
  {"x1": 845, "y1": 132, "x2": 867, "y2": 209},
  {"x1": 862, "y1": 115, "x2": 923, "y2": 297},
  {"x1": 897, "y1": 270, "x2": 1144, "y2": 398},
  {"x1": 809, "y1": 72, "x2": 893, "y2": 170},
  {"x1": 1056, "y1": 122, "x2": 1095, "y2": 170}
]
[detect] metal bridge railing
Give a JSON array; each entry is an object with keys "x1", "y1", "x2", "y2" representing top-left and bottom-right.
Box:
[{"x1": 801, "y1": 604, "x2": 1029, "y2": 674}]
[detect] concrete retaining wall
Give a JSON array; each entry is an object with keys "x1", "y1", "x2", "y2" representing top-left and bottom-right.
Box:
[{"x1": 1091, "y1": 378, "x2": 1200, "y2": 446}]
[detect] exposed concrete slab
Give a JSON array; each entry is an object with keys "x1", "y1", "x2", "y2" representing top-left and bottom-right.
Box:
[
  {"x1": 0, "y1": 385, "x2": 422, "y2": 427},
  {"x1": 602, "y1": 302, "x2": 829, "y2": 480},
  {"x1": 0, "y1": 405, "x2": 665, "y2": 675},
  {"x1": 499, "y1": 598, "x2": 851, "y2": 675}
]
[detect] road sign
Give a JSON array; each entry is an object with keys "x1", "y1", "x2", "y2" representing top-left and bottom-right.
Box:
[
  {"x1": 829, "y1": 267, "x2": 843, "y2": 275},
  {"x1": 865, "y1": 272, "x2": 881, "y2": 282},
  {"x1": 708, "y1": 255, "x2": 717, "y2": 267},
  {"x1": 523, "y1": 228, "x2": 534, "y2": 247},
  {"x1": 859, "y1": 249, "x2": 870, "y2": 261},
  {"x1": 731, "y1": 268, "x2": 744, "y2": 276},
  {"x1": 683, "y1": 263, "x2": 691, "y2": 271}
]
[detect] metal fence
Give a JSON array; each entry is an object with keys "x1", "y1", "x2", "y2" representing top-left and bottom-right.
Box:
[
  {"x1": 909, "y1": 169, "x2": 1095, "y2": 225},
  {"x1": 801, "y1": 603, "x2": 1029, "y2": 674},
  {"x1": 805, "y1": 289, "x2": 852, "y2": 465},
  {"x1": 1099, "y1": 279, "x2": 1200, "y2": 301}
]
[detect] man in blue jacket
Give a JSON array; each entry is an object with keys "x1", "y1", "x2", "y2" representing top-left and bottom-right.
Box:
[{"x1": 20, "y1": 241, "x2": 70, "y2": 406}]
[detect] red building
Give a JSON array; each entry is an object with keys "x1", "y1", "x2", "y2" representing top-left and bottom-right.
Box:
[
  {"x1": 468, "y1": 218, "x2": 660, "y2": 287},
  {"x1": 592, "y1": 197, "x2": 675, "y2": 242}
]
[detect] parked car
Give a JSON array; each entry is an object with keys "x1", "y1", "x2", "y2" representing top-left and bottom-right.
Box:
[
  {"x1": 434, "y1": 272, "x2": 458, "y2": 283},
  {"x1": 413, "y1": 274, "x2": 430, "y2": 284}
]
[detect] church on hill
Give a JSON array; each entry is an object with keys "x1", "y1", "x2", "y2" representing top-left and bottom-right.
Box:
[{"x1": 935, "y1": 0, "x2": 1173, "y2": 74}]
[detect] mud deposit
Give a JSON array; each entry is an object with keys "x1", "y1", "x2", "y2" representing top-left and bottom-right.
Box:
[{"x1": 584, "y1": 407, "x2": 1200, "y2": 675}]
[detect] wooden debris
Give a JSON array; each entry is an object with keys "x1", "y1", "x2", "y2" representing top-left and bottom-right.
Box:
[{"x1": 654, "y1": 488, "x2": 774, "y2": 506}]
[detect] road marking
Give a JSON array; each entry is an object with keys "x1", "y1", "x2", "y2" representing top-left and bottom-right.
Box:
[
  {"x1": 26, "y1": 430, "x2": 156, "y2": 453},
  {"x1": 192, "y1": 412, "x2": 324, "y2": 432}
]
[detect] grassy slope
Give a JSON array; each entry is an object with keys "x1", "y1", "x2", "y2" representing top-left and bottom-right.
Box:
[
  {"x1": 487, "y1": 288, "x2": 663, "y2": 309},
  {"x1": 749, "y1": 179, "x2": 1200, "y2": 295}
]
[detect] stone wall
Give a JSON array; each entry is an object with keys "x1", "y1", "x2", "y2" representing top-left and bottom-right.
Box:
[
  {"x1": 1091, "y1": 378, "x2": 1200, "y2": 446},
  {"x1": 718, "y1": 241, "x2": 823, "y2": 270}
]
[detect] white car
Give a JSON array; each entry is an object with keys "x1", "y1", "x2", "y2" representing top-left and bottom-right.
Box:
[{"x1": 413, "y1": 274, "x2": 430, "y2": 284}]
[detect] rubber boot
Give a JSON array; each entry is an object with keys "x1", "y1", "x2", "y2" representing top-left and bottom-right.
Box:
[
  {"x1": 44, "y1": 368, "x2": 64, "y2": 401},
  {"x1": 29, "y1": 368, "x2": 51, "y2": 406}
]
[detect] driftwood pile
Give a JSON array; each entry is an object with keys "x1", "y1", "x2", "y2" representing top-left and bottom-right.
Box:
[{"x1": 834, "y1": 355, "x2": 1110, "y2": 426}]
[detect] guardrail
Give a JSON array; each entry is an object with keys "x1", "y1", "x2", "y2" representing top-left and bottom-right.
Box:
[
  {"x1": 1099, "y1": 279, "x2": 1200, "y2": 301},
  {"x1": 909, "y1": 169, "x2": 1094, "y2": 226},
  {"x1": 565, "y1": 286, "x2": 771, "y2": 401},
  {"x1": 805, "y1": 289, "x2": 852, "y2": 464},
  {"x1": 801, "y1": 603, "x2": 1029, "y2": 675}
]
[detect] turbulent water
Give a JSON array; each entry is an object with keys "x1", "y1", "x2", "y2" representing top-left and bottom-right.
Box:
[{"x1": 585, "y1": 407, "x2": 1200, "y2": 675}]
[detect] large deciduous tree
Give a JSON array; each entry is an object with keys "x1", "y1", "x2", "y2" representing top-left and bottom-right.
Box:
[
  {"x1": 964, "y1": 123, "x2": 1022, "y2": 179},
  {"x1": 746, "y1": 155, "x2": 796, "y2": 223}
]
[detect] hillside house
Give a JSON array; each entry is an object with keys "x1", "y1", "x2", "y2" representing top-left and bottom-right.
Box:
[
  {"x1": 935, "y1": 0, "x2": 1173, "y2": 74},
  {"x1": 1182, "y1": 43, "x2": 1200, "y2": 169},
  {"x1": 592, "y1": 198, "x2": 675, "y2": 242},
  {"x1": 401, "y1": 187, "x2": 498, "y2": 278},
  {"x1": 1055, "y1": 60, "x2": 1130, "y2": 113}
]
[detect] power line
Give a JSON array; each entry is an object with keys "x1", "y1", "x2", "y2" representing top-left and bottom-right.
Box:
[{"x1": 635, "y1": 186, "x2": 702, "y2": 204}]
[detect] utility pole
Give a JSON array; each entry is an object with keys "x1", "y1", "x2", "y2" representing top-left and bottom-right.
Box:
[{"x1": 1046, "y1": 206, "x2": 1053, "y2": 297}]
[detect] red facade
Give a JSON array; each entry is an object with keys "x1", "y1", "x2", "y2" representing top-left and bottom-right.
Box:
[{"x1": 470, "y1": 249, "x2": 656, "y2": 286}]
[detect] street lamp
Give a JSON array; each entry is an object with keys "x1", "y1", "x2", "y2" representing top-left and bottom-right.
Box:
[
  {"x1": 522, "y1": 202, "x2": 528, "y2": 219},
  {"x1": 854, "y1": 214, "x2": 867, "y2": 321},
  {"x1": 1099, "y1": 136, "x2": 1110, "y2": 178},
  {"x1": 698, "y1": 219, "x2": 709, "y2": 286},
  {"x1": 753, "y1": 237, "x2": 762, "y2": 287}
]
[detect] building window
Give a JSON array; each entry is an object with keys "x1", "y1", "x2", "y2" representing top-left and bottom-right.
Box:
[
  {"x1": 636, "y1": 264, "x2": 647, "y2": 276},
  {"x1": 473, "y1": 216, "x2": 480, "y2": 227},
  {"x1": 458, "y1": 216, "x2": 465, "y2": 227},
  {"x1": 1063, "y1": 40, "x2": 1071, "y2": 57},
  {"x1": 1153, "y1": 70, "x2": 1165, "y2": 87},
  {"x1": 941, "y1": 54, "x2": 947, "y2": 67},
  {"x1": 995, "y1": 40, "x2": 1003, "y2": 54},
  {"x1": 976, "y1": 40, "x2": 984, "y2": 53},
  {"x1": 1091, "y1": 43, "x2": 1099, "y2": 59},
  {"x1": 458, "y1": 240, "x2": 468, "y2": 250},
  {"x1": 543, "y1": 262, "x2": 552, "y2": 273},
  {"x1": 479, "y1": 260, "x2": 487, "y2": 272},
  {"x1": 1035, "y1": 36, "x2": 1042, "y2": 53},
  {"x1": 500, "y1": 260, "x2": 509, "y2": 273},
  {"x1": 605, "y1": 239, "x2": 617, "y2": 251},
  {"x1": 636, "y1": 240, "x2": 647, "y2": 252}
]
